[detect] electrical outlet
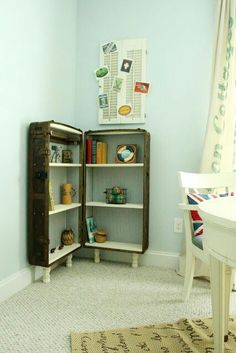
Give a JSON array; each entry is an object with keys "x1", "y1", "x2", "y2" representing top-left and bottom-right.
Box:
[{"x1": 174, "y1": 218, "x2": 183, "y2": 233}]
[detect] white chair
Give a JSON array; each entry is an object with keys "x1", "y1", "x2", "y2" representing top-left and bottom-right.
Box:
[{"x1": 178, "y1": 171, "x2": 236, "y2": 302}]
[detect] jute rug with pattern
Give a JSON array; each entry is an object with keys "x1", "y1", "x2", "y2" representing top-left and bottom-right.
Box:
[{"x1": 71, "y1": 316, "x2": 236, "y2": 353}]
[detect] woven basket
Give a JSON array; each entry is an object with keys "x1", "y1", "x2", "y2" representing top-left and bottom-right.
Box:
[{"x1": 95, "y1": 230, "x2": 107, "y2": 243}]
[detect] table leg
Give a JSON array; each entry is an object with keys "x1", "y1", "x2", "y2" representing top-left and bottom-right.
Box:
[
  {"x1": 224, "y1": 265, "x2": 232, "y2": 342},
  {"x1": 209, "y1": 255, "x2": 225, "y2": 353}
]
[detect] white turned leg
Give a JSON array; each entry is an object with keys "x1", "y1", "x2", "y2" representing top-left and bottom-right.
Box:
[
  {"x1": 224, "y1": 265, "x2": 232, "y2": 342},
  {"x1": 210, "y1": 255, "x2": 225, "y2": 353},
  {"x1": 132, "y1": 253, "x2": 139, "y2": 268},
  {"x1": 94, "y1": 249, "x2": 100, "y2": 263},
  {"x1": 183, "y1": 253, "x2": 195, "y2": 302},
  {"x1": 66, "y1": 254, "x2": 73, "y2": 268},
  {"x1": 43, "y1": 267, "x2": 51, "y2": 283}
]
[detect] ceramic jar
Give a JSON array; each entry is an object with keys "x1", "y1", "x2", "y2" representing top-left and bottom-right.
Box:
[{"x1": 61, "y1": 228, "x2": 74, "y2": 245}]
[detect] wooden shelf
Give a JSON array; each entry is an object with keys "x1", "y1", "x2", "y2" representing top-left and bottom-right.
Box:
[
  {"x1": 84, "y1": 128, "x2": 150, "y2": 264},
  {"x1": 49, "y1": 242, "x2": 81, "y2": 265},
  {"x1": 86, "y1": 163, "x2": 143, "y2": 167},
  {"x1": 49, "y1": 163, "x2": 82, "y2": 167},
  {"x1": 86, "y1": 201, "x2": 143, "y2": 209},
  {"x1": 87, "y1": 130, "x2": 145, "y2": 136},
  {"x1": 85, "y1": 241, "x2": 142, "y2": 252},
  {"x1": 29, "y1": 121, "x2": 84, "y2": 281},
  {"x1": 50, "y1": 123, "x2": 82, "y2": 135},
  {"x1": 49, "y1": 203, "x2": 81, "y2": 215}
]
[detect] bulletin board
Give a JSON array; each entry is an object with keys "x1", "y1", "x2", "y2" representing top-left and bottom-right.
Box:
[{"x1": 95, "y1": 38, "x2": 150, "y2": 124}]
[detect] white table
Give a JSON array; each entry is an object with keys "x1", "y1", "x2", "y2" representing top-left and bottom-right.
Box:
[{"x1": 199, "y1": 196, "x2": 236, "y2": 353}]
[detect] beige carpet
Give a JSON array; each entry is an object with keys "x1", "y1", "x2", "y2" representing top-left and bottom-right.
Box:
[{"x1": 71, "y1": 316, "x2": 236, "y2": 353}]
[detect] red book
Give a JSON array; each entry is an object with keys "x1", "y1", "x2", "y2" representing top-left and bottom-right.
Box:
[{"x1": 86, "y1": 138, "x2": 93, "y2": 164}]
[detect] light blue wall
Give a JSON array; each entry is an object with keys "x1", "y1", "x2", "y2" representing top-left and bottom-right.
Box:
[
  {"x1": 0, "y1": 0, "x2": 216, "y2": 282},
  {"x1": 0, "y1": 0, "x2": 78, "y2": 280},
  {"x1": 76, "y1": 0, "x2": 217, "y2": 253}
]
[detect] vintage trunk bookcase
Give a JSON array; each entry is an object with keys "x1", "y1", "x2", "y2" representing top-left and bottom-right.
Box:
[{"x1": 28, "y1": 121, "x2": 150, "y2": 282}]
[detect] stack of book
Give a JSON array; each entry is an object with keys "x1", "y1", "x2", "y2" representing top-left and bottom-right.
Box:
[{"x1": 86, "y1": 138, "x2": 108, "y2": 164}]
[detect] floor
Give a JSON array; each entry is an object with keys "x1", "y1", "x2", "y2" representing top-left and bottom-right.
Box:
[{"x1": 1, "y1": 258, "x2": 236, "y2": 353}]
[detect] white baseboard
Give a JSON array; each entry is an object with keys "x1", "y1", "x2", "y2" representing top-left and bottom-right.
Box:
[
  {"x1": 78, "y1": 248, "x2": 180, "y2": 269},
  {"x1": 140, "y1": 250, "x2": 180, "y2": 268},
  {"x1": 0, "y1": 250, "x2": 180, "y2": 303},
  {"x1": 0, "y1": 266, "x2": 39, "y2": 303},
  {"x1": 0, "y1": 264, "x2": 50, "y2": 304}
]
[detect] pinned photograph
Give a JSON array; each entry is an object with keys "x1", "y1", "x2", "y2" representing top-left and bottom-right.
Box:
[
  {"x1": 98, "y1": 94, "x2": 109, "y2": 109},
  {"x1": 102, "y1": 42, "x2": 117, "y2": 55},
  {"x1": 112, "y1": 77, "x2": 123, "y2": 93},
  {"x1": 95, "y1": 66, "x2": 109, "y2": 80},
  {"x1": 118, "y1": 104, "x2": 132, "y2": 116},
  {"x1": 120, "y1": 59, "x2": 133, "y2": 73},
  {"x1": 134, "y1": 81, "x2": 150, "y2": 94}
]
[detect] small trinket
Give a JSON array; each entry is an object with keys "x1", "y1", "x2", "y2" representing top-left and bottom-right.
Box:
[
  {"x1": 62, "y1": 150, "x2": 73, "y2": 163},
  {"x1": 104, "y1": 186, "x2": 127, "y2": 204}
]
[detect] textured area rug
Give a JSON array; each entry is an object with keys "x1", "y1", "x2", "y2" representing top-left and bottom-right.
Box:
[{"x1": 71, "y1": 316, "x2": 236, "y2": 353}]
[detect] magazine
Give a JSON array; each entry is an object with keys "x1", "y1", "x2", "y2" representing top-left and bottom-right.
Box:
[{"x1": 86, "y1": 216, "x2": 97, "y2": 243}]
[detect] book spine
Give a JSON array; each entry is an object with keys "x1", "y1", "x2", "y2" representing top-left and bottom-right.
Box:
[
  {"x1": 96, "y1": 141, "x2": 103, "y2": 164},
  {"x1": 102, "y1": 142, "x2": 108, "y2": 164},
  {"x1": 92, "y1": 140, "x2": 97, "y2": 164},
  {"x1": 48, "y1": 181, "x2": 55, "y2": 211},
  {"x1": 86, "y1": 138, "x2": 93, "y2": 164}
]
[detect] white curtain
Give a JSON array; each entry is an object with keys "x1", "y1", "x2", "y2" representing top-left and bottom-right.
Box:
[{"x1": 200, "y1": 0, "x2": 236, "y2": 173}]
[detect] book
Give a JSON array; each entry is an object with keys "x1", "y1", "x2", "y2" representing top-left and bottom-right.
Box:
[
  {"x1": 102, "y1": 142, "x2": 108, "y2": 164},
  {"x1": 92, "y1": 139, "x2": 97, "y2": 164},
  {"x1": 96, "y1": 141, "x2": 108, "y2": 164},
  {"x1": 86, "y1": 138, "x2": 93, "y2": 164},
  {"x1": 48, "y1": 181, "x2": 55, "y2": 211},
  {"x1": 86, "y1": 216, "x2": 97, "y2": 243},
  {"x1": 96, "y1": 141, "x2": 103, "y2": 164}
]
